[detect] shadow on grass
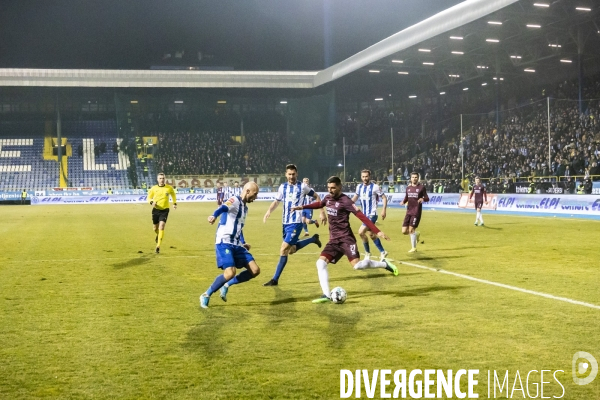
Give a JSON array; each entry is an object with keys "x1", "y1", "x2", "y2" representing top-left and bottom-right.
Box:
[
  {"x1": 350, "y1": 285, "x2": 467, "y2": 300},
  {"x1": 481, "y1": 225, "x2": 503, "y2": 231},
  {"x1": 287, "y1": 272, "x2": 425, "y2": 286},
  {"x1": 404, "y1": 255, "x2": 466, "y2": 261},
  {"x1": 427, "y1": 246, "x2": 492, "y2": 252},
  {"x1": 315, "y1": 306, "x2": 363, "y2": 349},
  {"x1": 184, "y1": 310, "x2": 248, "y2": 356},
  {"x1": 112, "y1": 256, "x2": 151, "y2": 269}
]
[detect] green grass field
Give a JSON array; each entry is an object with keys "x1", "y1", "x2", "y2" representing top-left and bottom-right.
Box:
[{"x1": 1, "y1": 202, "x2": 599, "y2": 399}]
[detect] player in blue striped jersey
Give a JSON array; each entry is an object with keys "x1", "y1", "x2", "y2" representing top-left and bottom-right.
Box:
[
  {"x1": 231, "y1": 181, "x2": 242, "y2": 197},
  {"x1": 301, "y1": 177, "x2": 320, "y2": 236},
  {"x1": 351, "y1": 169, "x2": 389, "y2": 261},
  {"x1": 222, "y1": 181, "x2": 231, "y2": 199},
  {"x1": 200, "y1": 182, "x2": 260, "y2": 309},
  {"x1": 262, "y1": 164, "x2": 326, "y2": 286}
]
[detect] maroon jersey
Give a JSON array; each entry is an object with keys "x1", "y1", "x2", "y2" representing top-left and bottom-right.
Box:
[
  {"x1": 304, "y1": 193, "x2": 379, "y2": 242},
  {"x1": 216, "y1": 186, "x2": 224, "y2": 205},
  {"x1": 403, "y1": 184, "x2": 429, "y2": 216},
  {"x1": 469, "y1": 184, "x2": 487, "y2": 203}
]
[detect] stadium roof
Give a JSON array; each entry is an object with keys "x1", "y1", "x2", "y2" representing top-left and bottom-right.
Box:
[
  {"x1": 0, "y1": 0, "x2": 519, "y2": 89},
  {"x1": 361, "y1": 0, "x2": 600, "y2": 92},
  {"x1": 1, "y1": 0, "x2": 598, "y2": 90}
]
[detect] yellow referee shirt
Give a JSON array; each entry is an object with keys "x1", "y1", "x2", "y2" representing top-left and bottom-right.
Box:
[{"x1": 148, "y1": 184, "x2": 177, "y2": 210}]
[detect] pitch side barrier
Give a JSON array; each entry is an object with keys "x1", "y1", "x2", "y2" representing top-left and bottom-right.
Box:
[
  {"x1": 383, "y1": 193, "x2": 600, "y2": 217},
  {"x1": 27, "y1": 192, "x2": 600, "y2": 217},
  {"x1": 29, "y1": 192, "x2": 281, "y2": 205}
]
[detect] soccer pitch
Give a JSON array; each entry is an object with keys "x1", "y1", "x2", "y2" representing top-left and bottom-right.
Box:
[{"x1": 1, "y1": 203, "x2": 599, "y2": 399}]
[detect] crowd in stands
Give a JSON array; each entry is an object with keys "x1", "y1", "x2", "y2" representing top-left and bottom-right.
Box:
[
  {"x1": 338, "y1": 77, "x2": 600, "y2": 185},
  {"x1": 153, "y1": 130, "x2": 291, "y2": 175}
]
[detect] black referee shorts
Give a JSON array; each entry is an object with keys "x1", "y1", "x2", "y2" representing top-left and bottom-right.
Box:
[{"x1": 152, "y1": 208, "x2": 170, "y2": 224}]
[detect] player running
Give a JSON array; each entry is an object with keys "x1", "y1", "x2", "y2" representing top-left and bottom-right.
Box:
[
  {"x1": 148, "y1": 173, "x2": 177, "y2": 254},
  {"x1": 292, "y1": 176, "x2": 397, "y2": 304},
  {"x1": 301, "y1": 177, "x2": 320, "y2": 237},
  {"x1": 200, "y1": 182, "x2": 261, "y2": 309},
  {"x1": 469, "y1": 176, "x2": 488, "y2": 226},
  {"x1": 400, "y1": 172, "x2": 429, "y2": 253},
  {"x1": 262, "y1": 164, "x2": 325, "y2": 286},
  {"x1": 351, "y1": 169, "x2": 388, "y2": 261}
]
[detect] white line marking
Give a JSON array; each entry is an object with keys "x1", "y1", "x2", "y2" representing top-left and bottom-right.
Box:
[{"x1": 398, "y1": 260, "x2": 600, "y2": 310}]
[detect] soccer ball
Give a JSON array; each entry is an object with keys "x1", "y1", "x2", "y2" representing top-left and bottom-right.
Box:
[{"x1": 330, "y1": 287, "x2": 347, "y2": 304}]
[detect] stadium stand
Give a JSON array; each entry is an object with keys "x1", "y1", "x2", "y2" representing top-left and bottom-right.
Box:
[
  {"x1": 0, "y1": 122, "x2": 59, "y2": 191},
  {"x1": 337, "y1": 77, "x2": 600, "y2": 186},
  {"x1": 151, "y1": 129, "x2": 291, "y2": 176},
  {"x1": 63, "y1": 121, "x2": 132, "y2": 189}
]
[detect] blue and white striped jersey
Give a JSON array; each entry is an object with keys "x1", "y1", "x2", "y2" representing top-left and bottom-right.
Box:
[
  {"x1": 231, "y1": 186, "x2": 242, "y2": 197},
  {"x1": 222, "y1": 186, "x2": 232, "y2": 199},
  {"x1": 303, "y1": 191, "x2": 314, "y2": 206},
  {"x1": 215, "y1": 196, "x2": 247, "y2": 246},
  {"x1": 276, "y1": 181, "x2": 315, "y2": 224},
  {"x1": 355, "y1": 182, "x2": 383, "y2": 216}
]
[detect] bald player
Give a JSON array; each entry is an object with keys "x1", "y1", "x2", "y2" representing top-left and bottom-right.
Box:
[{"x1": 200, "y1": 182, "x2": 261, "y2": 309}]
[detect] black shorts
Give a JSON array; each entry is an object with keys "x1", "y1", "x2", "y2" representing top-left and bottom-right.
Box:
[
  {"x1": 152, "y1": 208, "x2": 170, "y2": 224},
  {"x1": 402, "y1": 214, "x2": 421, "y2": 228},
  {"x1": 321, "y1": 239, "x2": 359, "y2": 264},
  {"x1": 474, "y1": 201, "x2": 483, "y2": 210}
]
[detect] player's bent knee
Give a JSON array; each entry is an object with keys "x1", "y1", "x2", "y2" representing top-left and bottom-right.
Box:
[{"x1": 224, "y1": 267, "x2": 237, "y2": 280}]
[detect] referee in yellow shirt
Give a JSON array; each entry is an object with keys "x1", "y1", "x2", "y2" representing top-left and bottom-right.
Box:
[{"x1": 148, "y1": 173, "x2": 177, "y2": 254}]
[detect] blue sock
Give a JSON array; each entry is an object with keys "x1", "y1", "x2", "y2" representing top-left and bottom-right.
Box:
[
  {"x1": 303, "y1": 223, "x2": 308, "y2": 232},
  {"x1": 206, "y1": 274, "x2": 227, "y2": 296},
  {"x1": 227, "y1": 270, "x2": 254, "y2": 286},
  {"x1": 373, "y1": 238, "x2": 385, "y2": 252},
  {"x1": 363, "y1": 241, "x2": 371, "y2": 253},
  {"x1": 295, "y1": 237, "x2": 315, "y2": 251},
  {"x1": 273, "y1": 256, "x2": 288, "y2": 280}
]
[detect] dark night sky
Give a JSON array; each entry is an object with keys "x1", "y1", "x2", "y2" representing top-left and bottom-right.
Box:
[{"x1": 0, "y1": 0, "x2": 463, "y2": 70}]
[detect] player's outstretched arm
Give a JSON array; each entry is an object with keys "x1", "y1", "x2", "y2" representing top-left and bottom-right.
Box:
[
  {"x1": 354, "y1": 210, "x2": 380, "y2": 235},
  {"x1": 381, "y1": 194, "x2": 388, "y2": 220},
  {"x1": 263, "y1": 200, "x2": 279, "y2": 223},
  {"x1": 312, "y1": 192, "x2": 327, "y2": 225},
  {"x1": 209, "y1": 204, "x2": 229, "y2": 224},
  {"x1": 376, "y1": 231, "x2": 390, "y2": 241}
]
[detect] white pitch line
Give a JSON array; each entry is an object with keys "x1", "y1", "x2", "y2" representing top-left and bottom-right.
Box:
[{"x1": 398, "y1": 260, "x2": 600, "y2": 310}]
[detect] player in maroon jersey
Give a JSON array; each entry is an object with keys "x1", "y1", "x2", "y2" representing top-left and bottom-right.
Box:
[
  {"x1": 216, "y1": 182, "x2": 225, "y2": 205},
  {"x1": 469, "y1": 176, "x2": 488, "y2": 226},
  {"x1": 400, "y1": 172, "x2": 429, "y2": 253},
  {"x1": 292, "y1": 176, "x2": 398, "y2": 303}
]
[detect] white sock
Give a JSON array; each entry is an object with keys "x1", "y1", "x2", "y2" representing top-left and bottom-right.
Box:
[
  {"x1": 353, "y1": 259, "x2": 387, "y2": 270},
  {"x1": 476, "y1": 211, "x2": 481, "y2": 222},
  {"x1": 479, "y1": 214, "x2": 484, "y2": 224},
  {"x1": 316, "y1": 259, "x2": 330, "y2": 296},
  {"x1": 410, "y1": 233, "x2": 417, "y2": 248}
]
